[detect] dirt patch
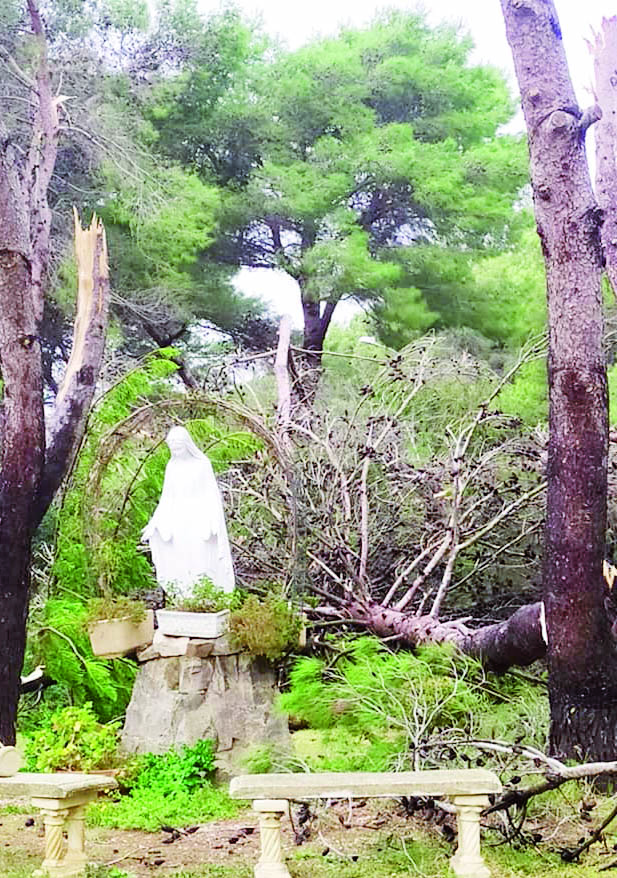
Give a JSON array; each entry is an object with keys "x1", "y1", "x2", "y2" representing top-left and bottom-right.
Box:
[
  {"x1": 0, "y1": 808, "x2": 257, "y2": 875},
  {"x1": 0, "y1": 798, "x2": 432, "y2": 876}
]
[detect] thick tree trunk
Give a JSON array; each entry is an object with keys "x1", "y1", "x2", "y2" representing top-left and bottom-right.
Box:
[
  {"x1": 330, "y1": 600, "x2": 547, "y2": 670},
  {"x1": 301, "y1": 298, "x2": 327, "y2": 364},
  {"x1": 501, "y1": 0, "x2": 617, "y2": 760},
  {"x1": 0, "y1": 141, "x2": 45, "y2": 745},
  {"x1": 0, "y1": 1, "x2": 112, "y2": 744}
]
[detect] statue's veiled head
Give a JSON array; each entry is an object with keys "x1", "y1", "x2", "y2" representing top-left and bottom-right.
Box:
[{"x1": 166, "y1": 426, "x2": 204, "y2": 460}]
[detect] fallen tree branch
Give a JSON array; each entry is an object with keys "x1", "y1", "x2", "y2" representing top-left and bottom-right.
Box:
[{"x1": 327, "y1": 599, "x2": 547, "y2": 671}]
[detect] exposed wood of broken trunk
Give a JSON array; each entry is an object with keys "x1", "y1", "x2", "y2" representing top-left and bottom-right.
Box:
[
  {"x1": 35, "y1": 212, "x2": 110, "y2": 525},
  {"x1": 501, "y1": 0, "x2": 617, "y2": 760}
]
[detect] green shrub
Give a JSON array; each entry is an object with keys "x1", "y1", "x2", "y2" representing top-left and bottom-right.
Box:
[
  {"x1": 240, "y1": 743, "x2": 276, "y2": 774},
  {"x1": 229, "y1": 594, "x2": 301, "y2": 661},
  {"x1": 278, "y1": 638, "x2": 488, "y2": 770},
  {"x1": 84, "y1": 596, "x2": 147, "y2": 625},
  {"x1": 123, "y1": 739, "x2": 217, "y2": 795},
  {"x1": 171, "y1": 579, "x2": 244, "y2": 613},
  {"x1": 24, "y1": 703, "x2": 120, "y2": 772},
  {"x1": 279, "y1": 637, "x2": 549, "y2": 773},
  {"x1": 89, "y1": 784, "x2": 238, "y2": 831},
  {"x1": 89, "y1": 739, "x2": 238, "y2": 831}
]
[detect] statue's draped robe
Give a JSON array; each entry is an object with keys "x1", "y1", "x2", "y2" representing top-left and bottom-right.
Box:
[{"x1": 144, "y1": 451, "x2": 235, "y2": 596}]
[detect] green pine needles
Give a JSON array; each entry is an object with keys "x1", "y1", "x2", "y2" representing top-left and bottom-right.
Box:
[{"x1": 280, "y1": 638, "x2": 489, "y2": 772}]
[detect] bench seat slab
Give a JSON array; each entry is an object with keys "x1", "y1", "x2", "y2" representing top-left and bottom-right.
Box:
[
  {"x1": 232, "y1": 771, "x2": 500, "y2": 878},
  {"x1": 230, "y1": 769, "x2": 501, "y2": 801}
]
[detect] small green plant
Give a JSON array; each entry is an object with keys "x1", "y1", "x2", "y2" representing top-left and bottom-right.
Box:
[
  {"x1": 170, "y1": 579, "x2": 244, "y2": 613},
  {"x1": 229, "y1": 594, "x2": 301, "y2": 661},
  {"x1": 125, "y1": 738, "x2": 217, "y2": 794},
  {"x1": 85, "y1": 867, "x2": 136, "y2": 878},
  {"x1": 89, "y1": 739, "x2": 238, "y2": 830},
  {"x1": 85, "y1": 596, "x2": 147, "y2": 625},
  {"x1": 24, "y1": 703, "x2": 120, "y2": 772},
  {"x1": 240, "y1": 743, "x2": 275, "y2": 774}
]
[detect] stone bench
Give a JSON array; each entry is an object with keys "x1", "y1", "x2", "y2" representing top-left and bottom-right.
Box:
[
  {"x1": 0, "y1": 772, "x2": 117, "y2": 877},
  {"x1": 230, "y1": 768, "x2": 502, "y2": 878}
]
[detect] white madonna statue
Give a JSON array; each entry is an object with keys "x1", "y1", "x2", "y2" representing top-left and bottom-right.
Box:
[{"x1": 142, "y1": 426, "x2": 235, "y2": 597}]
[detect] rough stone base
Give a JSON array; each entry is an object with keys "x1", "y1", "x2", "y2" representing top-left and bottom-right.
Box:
[{"x1": 121, "y1": 637, "x2": 289, "y2": 774}]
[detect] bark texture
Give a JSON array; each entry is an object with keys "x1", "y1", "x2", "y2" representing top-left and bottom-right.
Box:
[
  {"x1": 0, "y1": 1, "x2": 110, "y2": 742},
  {"x1": 338, "y1": 600, "x2": 547, "y2": 671},
  {"x1": 592, "y1": 17, "x2": 617, "y2": 297},
  {"x1": 0, "y1": 125, "x2": 45, "y2": 744},
  {"x1": 501, "y1": 0, "x2": 617, "y2": 759}
]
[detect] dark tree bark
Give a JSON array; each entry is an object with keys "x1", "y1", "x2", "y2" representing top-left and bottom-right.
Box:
[
  {"x1": 301, "y1": 297, "x2": 337, "y2": 363},
  {"x1": 0, "y1": 137, "x2": 45, "y2": 743},
  {"x1": 501, "y1": 0, "x2": 617, "y2": 760},
  {"x1": 336, "y1": 600, "x2": 547, "y2": 671},
  {"x1": 0, "y1": 2, "x2": 110, "y2": 743}
]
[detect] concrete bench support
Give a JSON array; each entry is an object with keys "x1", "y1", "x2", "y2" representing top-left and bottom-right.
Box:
[
  {"x1": 230, "y1": 769, "x2": 501, "y2": 878},
  {"x1": 0, "y1": 772, "x2": 116, "y2": 878},
  {"x1": 450, "y1": 794, "x2": 491, "y2": 878},
  {"x1": 253, "y1": 800, "x2": 291, "y2": 878}
]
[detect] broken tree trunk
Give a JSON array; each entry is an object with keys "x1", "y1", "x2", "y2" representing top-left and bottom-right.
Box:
[
  {"x1": 0, "y1": 1, "x2": 112, "y2": 744},
  {"x1": 501, "y1": 0, "x2": 617, "y2": 760},
  {"x1": 35, "y1": 211, "x2": 110, "y2": 524},
  {"x1": 324, "y1": 600, "x2": 548, "y2": 671},
  {"x1": 0, "y1": 126, "x2": 46, "y2": 745}
]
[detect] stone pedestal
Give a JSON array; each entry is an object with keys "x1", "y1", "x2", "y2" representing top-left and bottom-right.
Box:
[{"x1": 121, "y1": 632, "x2": 288, "y2": 772}]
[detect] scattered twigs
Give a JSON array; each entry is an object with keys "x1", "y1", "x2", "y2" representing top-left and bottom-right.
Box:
[
  {"x1": 358, "y1": 424, "x2": 373, "y2": 596},
  {"x1": 274, "y1": 315, "x2": 292, "y2": 449},
  {"x1": 461, "y1": 739, "x2": 617, "y2": 816},
  {"x1": 565, "y1": 800, "x2": 617, "y2": 862}
]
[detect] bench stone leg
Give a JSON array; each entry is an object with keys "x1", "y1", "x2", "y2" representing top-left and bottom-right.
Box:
[
  {"x1": 64, "y1": 804, "x2": 88, "y2": 871},
  {"x1": 34, "y1": 808, "x2": 70, "y2": 877},
  {"x1": 450, "y1": 794, "x2": 491, "y2": 878},
  {"x1": 253, "y1": 799, "x2": 291, "y2": 878},
  {"x1": 31, "y1": 793, "x2": 97, "y2": 878}
]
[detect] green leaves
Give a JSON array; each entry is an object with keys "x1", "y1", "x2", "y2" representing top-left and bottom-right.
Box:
[
  {"x1": 303, "y1": 229, "x2": 400, "y2": 305},
  {"x1": 23, "y1": 702, "x2": 121, "y2": 772},
  {"x1": 279, "y1": 638, "x2": 487, "y2": 770}
]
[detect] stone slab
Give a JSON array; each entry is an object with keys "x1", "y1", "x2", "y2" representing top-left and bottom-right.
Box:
[
  {"x1": 137, "y1": 630, "x2": 230, "y2": 661},
  {"x1": 0, "y1": 772, "x2": 117, "y2": 799},
  {"x1": 230, "y1": 769, "x2": 501, "y2": 801}
]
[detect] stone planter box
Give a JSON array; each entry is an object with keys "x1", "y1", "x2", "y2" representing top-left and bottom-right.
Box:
[
  {"x1": 156, "y1": 609, "x2": 229, "y2": 639},
  {"x1": 88, "y1": 610, "x2": 154, "y2": 659}
]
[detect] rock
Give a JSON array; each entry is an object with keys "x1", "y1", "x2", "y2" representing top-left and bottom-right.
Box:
[
  {"x1": 137, "y1": 629, "x2": 217, "y2": 661},
  {"x1": 121, "y1": 649, "x2": 289, "y2": 774}
]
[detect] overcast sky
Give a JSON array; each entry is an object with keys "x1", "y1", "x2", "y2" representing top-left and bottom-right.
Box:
[{"x1": 224, "y1": 0, "x2": 616, "y2": 327}]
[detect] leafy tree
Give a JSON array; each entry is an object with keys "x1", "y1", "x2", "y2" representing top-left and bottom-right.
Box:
[
  {"x1": 0, "y1": 0, "x2": 269, "y2": 394},
  {"x1": 374, "y1": 220, "x2": 547, "y2": 349},
  {"x1": 149, "y1": 9, "x2": 528, "y2": 360}
]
